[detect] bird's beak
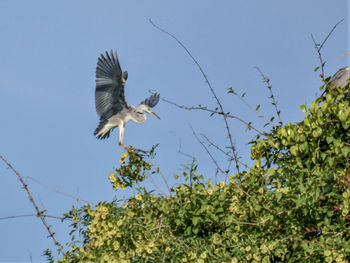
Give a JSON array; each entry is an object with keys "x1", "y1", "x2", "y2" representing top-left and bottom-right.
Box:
[{"x1": 149, "y1": 110, "x2": 160, "y2": 119}]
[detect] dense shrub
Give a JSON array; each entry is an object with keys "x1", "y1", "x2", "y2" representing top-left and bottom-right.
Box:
[{"x1": 57, "y1": 84, "x2": 350, "y2": 262}]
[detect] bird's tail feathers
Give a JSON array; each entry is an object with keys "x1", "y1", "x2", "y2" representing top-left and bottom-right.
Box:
[{"x1": 94, "y1": 118, "x2": 112, "y2": 139}]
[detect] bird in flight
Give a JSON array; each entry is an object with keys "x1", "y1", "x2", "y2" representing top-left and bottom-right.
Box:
[{"x1": 94, "y1": 50, "x2": 160, "y2": 152}]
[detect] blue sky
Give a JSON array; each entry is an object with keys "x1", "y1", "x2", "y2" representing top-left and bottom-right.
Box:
[{"x1": 0, "y1": 0, "x2": 348, "y2": 261}]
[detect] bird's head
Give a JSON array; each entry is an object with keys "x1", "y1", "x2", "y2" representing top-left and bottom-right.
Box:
[
  {"x1": 139, "y1": 93, "x2": 161, "y2": 119},
  {"x1": 135, "y1": 104, "x2": 160, "y2": 119},
  {"x1": 144, "y1": 105, "x2": 161, "y2": 119}
]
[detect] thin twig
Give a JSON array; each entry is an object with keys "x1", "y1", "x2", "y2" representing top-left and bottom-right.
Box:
[
  {"x1": 310, "y1": 19, "x2": 344, "y2": 94},
  {"x1": 156, "y1": 217, "x2": 163, "y2": 238},
  {"x1": 239, "y1": 96, "x2": 271, "y2": 124},
  {"x1": 229, "y1": 88, "x2": 271, "y2": 124},
  {"x1": 150, "y1": 176, "x2": 167, "y2": 196},
  {"x1": 311, "y1": 34, "x2": 325, "y2": 81},
  {"x1": 160, "y1": 95, "x2": 265, "y2": 136},
  {"x1": 0, "y1": 214, "x2": 64, "y2": 221},
  {"x1": 150, "y1": 19, "x2": 241, "y2": 173},
  {"x1": 176, "y1": 136, "x2": 196, "y2": 160},
  {"x1": 229, "y1": 220, "x2": 257, "y2": 226},
  {"x1": 319, "y1": 19, "x2": 344, "y2": 52},
  {"x1": 27, "y1": 176, "x2": 92, "y2": 204},
  {"x1": 201, "y1": 133, "x2": 247, "y2": 168},
  {"x1": 201, "y1": 133, "x2": 233, "y2": 159},
  {"x1": 254, "y1": 66, "x2": 282, "y2": 125},
  {"x1": 0, "y1": 154, "x2": 65, "y2": 255},
  {"x1": 190, "y1": 125, "x2": 227, "y2": 175},
  {"x1": 29, "y1": 252, "x2": 33, "y2": 263},
  {"x1": 160, "y1": 171, "x2": 171, "y2": 195},
  {"x1": 201, "y1": 134, "x2": 242, "y2": 180}
]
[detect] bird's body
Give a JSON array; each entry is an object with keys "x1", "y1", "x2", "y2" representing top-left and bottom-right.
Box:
[
  {"x1": 320, "y1": 66, "x2": 350, "y2": 99},
  {"x1": 93, "y1": 50, "x2": 160, "y2": 150},
  {"x1": 328, "y1": 66, "x2": 350, "y2": 90}
]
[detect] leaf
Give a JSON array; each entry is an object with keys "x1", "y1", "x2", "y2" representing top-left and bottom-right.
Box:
[
  {"x1": 338, "y1": 109, "x2": 349, "y2": 122},
  {"x1": 255, "y1": 104, "x2": 260, "y2": 111},
  {"x1": 192, "y1": 217, "x2": 201, "y2": 226},
  {"x1": 184, "y1": 226, "x2": 192, "y2": 236},
  {"x1": 247, "y1": 122, "x2": 252, "y2": 130},
  {"x1": 341, "y1": 146, "x2": 350, "y2": 157},
  {"x1": 227, "y1": 87, "x2": 237, "y2": 95},
  {"x1": 290, "y1": 145, "x2": 298, "y2": 156},
  {"x1": 303, "y1": 208, "x2": 308, "y2": 216},
  {"x1": 313, "y1": 66, "x2": 320, "y2": 72}
]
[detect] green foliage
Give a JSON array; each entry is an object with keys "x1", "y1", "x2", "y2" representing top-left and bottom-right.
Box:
[
  {"x1": 109, "y1": 145, "x2": 159, "y2": 190},
  {"x1": 56, "y1": 85, "x2": 350, "y2": 262}
]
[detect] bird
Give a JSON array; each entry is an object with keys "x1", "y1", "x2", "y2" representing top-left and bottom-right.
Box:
[
  {"x1": 93, "y1": 50, "x2": 160, "y2": 152},
  {"x1": 328, "y1": 66, "x2": 350, "y2": 91},
  {"x1": 321, "y1": 66, "x2": 350, "y2": 97}
]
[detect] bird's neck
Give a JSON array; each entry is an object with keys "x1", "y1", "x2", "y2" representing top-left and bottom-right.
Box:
[{"x1": 131, "y1": 105, "x2": 147, "y2": 123}]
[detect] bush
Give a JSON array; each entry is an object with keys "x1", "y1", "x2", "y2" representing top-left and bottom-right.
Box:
[{"x1": 57, "y1": 84, "x2": 350, "y2": 263}]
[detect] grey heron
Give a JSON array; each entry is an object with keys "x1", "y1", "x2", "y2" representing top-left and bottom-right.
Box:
[
  {"x1": 93, "y1": 50, "x2": 160, "y2": 151},
  {"x1": 328, "y1": 66, "x2": 350, "y2": 90},
  {"x1": 322, "y1": 66, "x2": 350, "y2": 97}
]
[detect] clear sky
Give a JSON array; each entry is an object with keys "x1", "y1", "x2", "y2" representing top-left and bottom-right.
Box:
[{"x1": 0, "y1": 0, "x2": 348, "y2": 262}]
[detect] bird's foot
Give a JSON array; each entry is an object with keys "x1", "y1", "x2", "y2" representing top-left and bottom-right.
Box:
[
  {"x1": 119, "y1": 143, "x2": 147, "y2": 155},
  {"x1": 128, "y1": 146, "x2": 147, "y2": 155}
]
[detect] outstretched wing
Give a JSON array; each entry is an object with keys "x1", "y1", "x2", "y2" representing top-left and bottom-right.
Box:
[
  {"x1": 95, "y1": 50, "x2": 128, "y2": 119},
  {"x1": 140, "y1": 93, "x2": 160, "y2": 108}
]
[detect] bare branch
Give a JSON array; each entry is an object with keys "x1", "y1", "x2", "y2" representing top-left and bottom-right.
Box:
[
  {"x1": 176, "y1": 136, "x2": 196, "y2": 160},
  {"x1": 311, "y1": 34, "x2": 325, "y2": 81},
  {"x1": 159, "y1": 95, "x2": 265, "y2": 136},
  {"x1": 229, "y1": 89, "x2": 271, "y2": 124},
  {"x1": 200, "y1": 133, "x2": 233, "y2": 183},
  {"x1": 201, "y1": 133, "x2": 232, "y2": 159},
  {"x1": 319, "y1": 19, "x2": 344, "y2": 51},
  {"x1": 0, "y1": 154, "x2": 65, "y2": 255},
  {"x1": 190, "y1": 125, "x2": 227, "y2": 175},
  {"x1": 159, "y1": 171, "x2": 171, "y2": 195},
  {"x1": 150, "y1": 19, "x2": 241, "y2": 173},
  {"x1": 311, "y1": 19, "x2": 344, "y2": 83},
  {"x1": 254, "y1": 66, "x2": 282, "y2": 125},
  {"x1": 27, "y1": 176, "x2": 92, "y2": 204},
  {"x1": 201, "y1": 133, "x2": 247, "y2": 168},
  {"x1": 189, "y1": 128, "x2": 251, "y2": 197},
  {"x1": 150, "y1": 176, "x2": 168, "y2": 196},
  {"x1": 0, "y1": 214, "x2": 64, "y2": 221}
]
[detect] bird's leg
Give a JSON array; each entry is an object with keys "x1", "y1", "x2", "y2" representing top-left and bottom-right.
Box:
[
  {"x1": 118, "y1": 124, "x2": 129, "y2": 150},
  {"x1": 118, "y1": 124, "x2": 146, "y2": 154}
]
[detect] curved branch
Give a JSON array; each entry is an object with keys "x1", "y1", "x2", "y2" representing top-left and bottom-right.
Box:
[
  {"x1": 160, "y1": 95, "x2": 265, "y2": 136},
  {"x1": 0, "y1": 214, "x2": 64, "y2": 221},
  {"x1": 0, "y1": 154, "x2": 65, "y2": 255},
  {"x1": 150, "y1": 19, "x2": 241, "y2": 173}
]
